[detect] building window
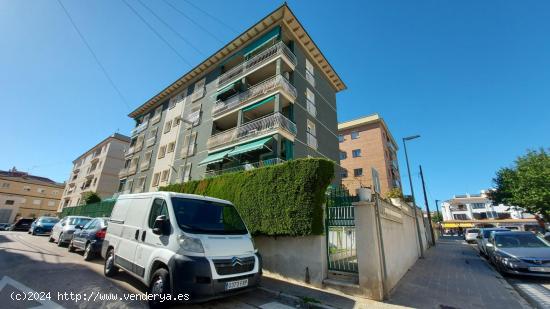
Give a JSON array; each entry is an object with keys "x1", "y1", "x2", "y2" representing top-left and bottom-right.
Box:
[
  {"x1": 181, "y1": 163, "x2": 192, "y2": 182},
  {"x1": 164, "y1": 120, "x2": 172, "y2": 134},
  {"x1": 37, "y1": 188, "x2": 46, "y2": 193},
  {"x1": 338, "y1": 135, "x2": 344, "y2": 143},
  {"x1": 33, "y1": 199, "x2": 41, "y2": 205},
  {"x1": 351, "y1": 131, "x2": 359, "y2": 139},
  {"x1": 181, "y1": 132, "x2": 197, "y2": 158},
  {"x1": 352, "y1": 149, "x2": 361, "y2": 158},
  {"x1": 151, "y1": 106, "x2": 162, "y2": 124},
  {"x1": 152, "y1": 173, "x2": 160, "y2": 187},
  {"x1": 158, "y1": 145, "x2": 167, "y2": 159},
  {"x1": 5, "y1": 200, "x2": 14, "y2": 205},
  {"x1": 471, "y1": 203, "x2": 486, "y2": 209},
  {"x1": 126, "y1": 179, "x2": 134, "y2": 193},
  {"x1": 306, "y1": 119, "x2": 317, "y2": 150},
  {"x1": 173, "y1": 116, "x2": 181, "y2": 127},
  {"x1": 23, "y1": 186, "x2": 31, "y2": 192},
  {"x1": 306, "y1": 88, "x2": 316, "y2": 117},
  {"x1": 136, "y1": 176, "x2": 146, "y2": 193},
  {"x1": 161, "y1": 170, "x2": 170, "y2": 183},
  {"x1": 353, "y1": 168, "x2": 363, "y2": 177},
  {"x1": 191, "y1": 78, "x2": 206, "y2": 101},
  {"x1": 1, "y1": 182, "x2": 10, "y2": 188},
  {"x1": 167, "y1": 141, "x2": 176, "y2": 153},
  {"x1": 340, "y1": 169, "x2": 348, "y2": 178},
  {"x1": 453, "y1": 214, "x2": 468, "y2": 220},
  {"x1": 47, "y1": 201, "x2": 55, "y2": 207},
  {"x1": 305, "y1": 58, "x2": 315, "y2": 86},
  {"x1": 339, "y1": 151, "x2": 347, "y2": 160},
  {"x1": 142, "y1": 151, "x2": 153, "y2": 171}
]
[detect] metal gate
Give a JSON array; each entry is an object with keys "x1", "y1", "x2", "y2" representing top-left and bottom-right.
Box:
[{"x1": 326, "y1": 186, "x2": 358, "y2": 273}]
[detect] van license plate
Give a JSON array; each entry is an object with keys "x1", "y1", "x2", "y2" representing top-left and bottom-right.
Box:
[
  {"x1": 225, "y1": 279, "x2": 248, "y2": 290},
  {"x1": 528, "y1": 267, "x2": 550, "y2": 272}
]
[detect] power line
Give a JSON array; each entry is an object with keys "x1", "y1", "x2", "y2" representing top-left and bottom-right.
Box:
[
  {"x1": 56, "y1": 0, "x2": 130, "y2": 110},
  {"x1": 136, "y1": 0, "x2": 206, "y2": 57},
  {"x1": 163, "y1": 0, "x2": 226, "y2": 44},
  {"x1": 121, "y1": 0, "x2": 194, "y2": 67},
  {"x1": 180, "y1": 0, "x2": 240, "y2": 34}
]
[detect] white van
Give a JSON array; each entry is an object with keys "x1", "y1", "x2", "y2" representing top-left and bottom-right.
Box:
[{"x1": 101, "y1": 192, "x2": 261, "y2": 306}]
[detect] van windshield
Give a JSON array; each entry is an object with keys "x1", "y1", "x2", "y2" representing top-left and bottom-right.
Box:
[{"x1": 171, "y1": 198, "x2": 248, "y2": 235}]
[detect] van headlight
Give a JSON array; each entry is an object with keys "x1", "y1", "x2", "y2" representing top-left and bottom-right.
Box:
[{"x1": 179, "y1": 235, "x2": 204, "y2": 253}]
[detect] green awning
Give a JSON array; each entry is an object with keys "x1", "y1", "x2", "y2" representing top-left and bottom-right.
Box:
[
  {"x1": 243, "y1": 96, "x2": 275, "y2": 112},
  {"x1": 199, "y1": 149, "x2": 233, "y2": 166},
  {"x1": 243, "y1": 26, "x2": 281, "y2": 57},
  {"x1": 215, "y1": 81, "x2": 239, "y2": 95},
  {"x1": 228, "y1": 137, "x2": 273, "y2": 157}
]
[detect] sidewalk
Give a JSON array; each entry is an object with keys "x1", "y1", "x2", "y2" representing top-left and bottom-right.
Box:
[{"x1": 386, "y1": 236, "x2": 531, "y2": 309}]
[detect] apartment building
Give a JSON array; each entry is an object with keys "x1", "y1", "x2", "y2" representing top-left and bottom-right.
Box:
[
  {"x1": 338, "y1": 114, "x2": 401, "y2": 196},
  {"x1": 441, "y1": 190, "x2": 535, "y2": 221},
  {"x1": 0, "y1": 167, "x2": 64, "y2": 223},
  {"x1": 118, "y1": 4, "x2": 346, "y2": 193},
  {"x1": 59, "y1": 133, "x2": 130, "y2": 210}
]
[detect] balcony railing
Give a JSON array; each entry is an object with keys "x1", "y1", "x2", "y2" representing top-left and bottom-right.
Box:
[
  {"x1": 212, "y1": 75, "x2": 297, "y2": 118},
  {"x1": 205, "y1": 158, "x2": 285, "y2": 178},
  {"x1": 207, "y1": 113, "x2": 296, "y2": 150},
  {"x1": 217, "y1": 42, "x2": 297, "y2": 89},
  {"x1": 131, "y1": 120, "x2": 149, "y2": 137}
]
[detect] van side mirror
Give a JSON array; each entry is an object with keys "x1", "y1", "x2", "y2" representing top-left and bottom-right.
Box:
[{"x1": 153, "y1": 215, "x2": 169, "y2": 235}]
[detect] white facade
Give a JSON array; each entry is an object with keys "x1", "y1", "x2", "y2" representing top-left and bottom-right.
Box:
[
  {"x1": 441, "y1": 190, "x2": 534, "y2": 221},
  {"x1": 59, "y1": 133, "x2": 130, "y2": 210}
]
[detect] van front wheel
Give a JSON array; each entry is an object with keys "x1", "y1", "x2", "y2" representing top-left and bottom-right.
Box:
[
  {"x1": 104, "y1": 249, "x2": 119, "y2": 277},
  {"x1": 149, "y1": 268, "x2": 170, "y2": 308}
]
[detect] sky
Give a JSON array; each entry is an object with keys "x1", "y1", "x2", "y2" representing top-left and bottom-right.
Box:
[{"x1": 1, "y1": 0, "x2": 549, "y2": 208}]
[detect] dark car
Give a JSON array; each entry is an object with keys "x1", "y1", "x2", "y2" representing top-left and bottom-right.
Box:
[
  {"x1": 487, "y1": 231, "x2": 550, "y2": 277},
  {"x1": 29, "y1": 217, "x2": 59, "y2": 235},
  {"x1": 9, "y1": 218, "x2": 35, "y2": 231},
  {"x1": 68, "y1": 218, "x2": 108, "y2": 260}
]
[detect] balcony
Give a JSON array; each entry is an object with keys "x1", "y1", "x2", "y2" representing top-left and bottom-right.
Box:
[
  {"x1": 205, "y1": 158, "x2": 285, "y2": 178},
  {"x1": 131, "y1": 120, "x2": 149, "y2": 137},
  {"x1": 217, "y1": 42, "x2": 297, "y2": 90},
  {"x1": 207, "y1": 112, "x2": 296, "y2": 150},
  {"x1": 212, "y1": 75, "x2": 297, "y2": 119}
]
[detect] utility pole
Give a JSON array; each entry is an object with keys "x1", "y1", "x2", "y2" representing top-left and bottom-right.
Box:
[
  {"x1": 419, "y1": 165, "x2": 435, "y2": 246},
  {"x1": 435, "y1": 199, "x2": 442, "y2": 235},
  {"x1": 403, "y1": 135, "x2": 424, "y2": 258}
]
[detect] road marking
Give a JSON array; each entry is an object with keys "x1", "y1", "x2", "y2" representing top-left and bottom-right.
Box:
[
  {"x1": 259, "y1": 302, "x2": 295, "y2": 309},
  {"x1": 0, "y1": 276, "x2": 65, "y2": 309}
]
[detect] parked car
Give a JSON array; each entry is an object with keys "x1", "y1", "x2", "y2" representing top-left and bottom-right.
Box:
[
  {"x1": 464, "y1": 228, "x2": 480, "y2": 243},
  {"x1": 0, "y1": 223, "x2": 11, "y2": 231},
  {"x1": 49, "y1": 216, "x2": 91, "y2": 246},
  {"x1": 486, "y1": 231, "x2": 550, "y2": 277},
  {"x1": 477, "y1": 228, "x2": 510, "y2": 256},
  {"x1": 28, "y1": 217, "x2": 59, "y2": 235},
  {"x1": 9, "y1": 218, "x2": 35, "y2": 231},
  {"x1": 101, "y1": 192, "x2": 261, "y2": 307},
  {"x1": 68, "y1": 217, "x2": 108, "y2": 260}
]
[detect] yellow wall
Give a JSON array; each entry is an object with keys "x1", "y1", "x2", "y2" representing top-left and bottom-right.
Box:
[{"x1": 0, "y1": 177, "x2": 64, "y2": 220}]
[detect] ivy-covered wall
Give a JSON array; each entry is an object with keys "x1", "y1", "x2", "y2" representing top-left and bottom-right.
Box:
[{"x1": 160, "y1": 158, "x2": 335, "y2": 236}]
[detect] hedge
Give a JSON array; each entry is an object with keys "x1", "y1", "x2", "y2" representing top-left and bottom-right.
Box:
[
  {"x1": 160, "y1": 158, "x2": 335, "y2": 236},
  {"x1": 59, "y1": 199, "x2": 116, "y2": 218}
]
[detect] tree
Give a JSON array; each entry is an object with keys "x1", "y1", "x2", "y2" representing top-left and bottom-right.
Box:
[
  {"x1": 490, "y1": 149, "x2": 550, "y2": 221},
  {"x1": 431, "y1": 211, "x2": 443, "y2": 223},
  {"x1": 82, "y1": 192, "x2": 101, "y2": 205}
]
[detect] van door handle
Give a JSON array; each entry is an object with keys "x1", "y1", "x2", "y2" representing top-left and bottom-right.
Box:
[
  {"x1": 134, "y1": 230, "x2": 139, "y2": 240},
  {"x1": 141, "y1": 231, "x2": 146, "y2": 242}
]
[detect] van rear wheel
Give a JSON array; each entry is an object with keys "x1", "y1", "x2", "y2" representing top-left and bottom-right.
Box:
[
  {"x1": 149, "y1": 268, "x2": 170, "y2": 308},
  {"x1": 104, "y1": 249, "x2": 119, "y2": 277}
]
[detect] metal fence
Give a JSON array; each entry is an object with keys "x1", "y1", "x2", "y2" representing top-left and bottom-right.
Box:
[
  {"x1": 59, "y1": 199, "x2": 116, "y2": 218},
  {"x1": 326, "y1": 186, "x2": 359, "y2": 273}
]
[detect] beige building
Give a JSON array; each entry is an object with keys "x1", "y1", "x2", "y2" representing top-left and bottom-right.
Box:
[
  {"x1": 0, "y1": 167, "x2": 64, "y2": 223},
  {"x1": 59, "y1": 133, "x2": 130, "y2": 210},
  {"x1": 338, "y1": 114, "x2": 401, "y2": 196}
]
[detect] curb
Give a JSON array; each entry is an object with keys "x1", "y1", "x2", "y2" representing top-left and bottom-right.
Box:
[{"x1": 259, "y1": 286, "x2": 337, "y2": 309}]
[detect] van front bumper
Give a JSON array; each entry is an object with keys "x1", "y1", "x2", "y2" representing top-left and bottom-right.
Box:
[{"x1": 168, "y1": 254, "x2": 262, "y2": 303}]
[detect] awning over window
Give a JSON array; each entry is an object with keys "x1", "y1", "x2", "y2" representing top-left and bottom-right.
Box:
[
  {"x1": 215, "y1": 80, "x2": 239, "y2": 96},
  {"x1": 242, "y1": 26, "x2": 281, "y2": 57},
  {"x1": 242, "y1": 96, "x2": 275, "y2": 112},
  {"x1": 228, "y1": 136, "x2": 273, "y2": 157},
  {"x1": 199, "y1": 149, "x2": 233, "y2": 166}
]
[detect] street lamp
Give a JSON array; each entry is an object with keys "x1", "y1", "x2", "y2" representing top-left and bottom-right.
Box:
[{"x1": 403, "y1": 134, "x2": 424, "y2": 258}]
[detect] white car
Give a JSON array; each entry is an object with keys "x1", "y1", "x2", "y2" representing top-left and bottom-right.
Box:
[
  {"x1": 476, "y1": 228, "x2": 509, "y2": 256},
  {"x1": 49, "y1": 216, "x2": 92, "y2": 246},
  {"x1": 464, "y1": 228, "x2": 480, "y2": 243},
  {"x1": 101, "y1": 192, "x2": 261, "y2": 307}
]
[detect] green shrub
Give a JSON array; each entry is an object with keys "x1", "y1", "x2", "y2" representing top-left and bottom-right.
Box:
[
  {"x1": 385, "y1": 188, "x2": 403, "y2": 199},
  {"x1": 160, "y1": 158, "x2": 335, "y2": 236},
  {"x1": 59, "y1": 199, "x2": 116, "y2": 218}
]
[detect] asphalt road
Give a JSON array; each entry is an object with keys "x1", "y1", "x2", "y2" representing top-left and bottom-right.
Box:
[
  {"x1": 0, "y1": 231, "x2": 295, "y2": 309},
  {"x1": 468, "y1": 238, "x2": 550, "y2": 309}
]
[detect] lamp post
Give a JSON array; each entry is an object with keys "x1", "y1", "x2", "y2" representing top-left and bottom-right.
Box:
[
  {"x1": 403, "y1": 135, "x2": 424, "y2": 258},
  {"x1": 419, "y1": 165, "x2": 435, "y2": 246}
]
